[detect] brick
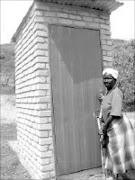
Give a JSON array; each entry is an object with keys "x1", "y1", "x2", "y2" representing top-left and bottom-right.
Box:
[
  {"x1": 47, "y1": 103, "x2": 51, "y2": 110},
  {"x1": 51, "y1": 6, "x2": 63, "y2": 12},
  {"x1": 39, "y1": 138, "x2": 53, "y2": 145},
  {"x1": 45, "y1": 63, "x2": 50, "y2": 70},
  {"x1": 72, "y1": 20, "x2": 86, "y2": 27},
  {"x1": 100, "y1": 14, "x2": 110, "y2": 20},
  {"x1": 34, "y1": 63, "x2": 45, "y2": 70},
  {"x1": 35, "y1": 23, "x2": 45, "y2": 31},
  {"x1": 100, "y1": 24, "x2": 110, "y2": 30},
  {"x1": 103, "y1": 61, "x2": 108, "y2": 67},
  {"x1": 93, "y1": 18, "x2": 100, "y2": 23},
  {"x1": 36, "y1": 144, "x2": 49, "y2": 152},
  {"x1": 102, "y1": 51, "x2": 107, "y2": 55},
  {"x1": 57, "y1": 12, "x2": 68, "y2": 18},
  {"x1": 33, "y1": 90, "x2": 47, "y2": 97},
  {"x1": 49, "y1": 144, "x2": 53, "y2": 150},
  {"x1": 38, "y1": 110, "x2": 51, "y2": 117},
  {"x1": 38, "y1": 84, "x2": 50, "y2": 90},
  {"x1": 37, "y1": 150, "x2": 53, "y2": 158},
  {"x1": 63, "y1": 8, "x2": 77, "y2": 15},
  {"x1": 33, "y1": 109, "x2": 40, "y2": 116},
  {"x1": 89, "y1": 12, "x2": 98, "y2": 18},
  {"x1": 36, "y1": 130, "x2": 49, "y2": 138},
  {"x1": 31, "y1": 157, "x2": 41, "y2": 169},
  {"x1": 35, "y1": 70, "x2": 50, "y2": 76},
  {"x1": 34, "y1": 77, "x2": 46, "y2": 84},
  {"x1": 79, "y1": 11, "x2": 89, "y2": 16},
  {"x1": 69, "y1": 14, "x2": 82, "y2": 20},
  {"x1": 36, "y1": 37, "x2": 45, "y2": 43},
  {"x1": 37, "y1": 96, "x2": 51, "y2": 103},
  {"x1": 106, "y1": 20, "x2": 110, "y2": 25},
  {"x1": 38, "y1": 123, "x2": 52, "y2": 130},
  {"x1": 33, "y1": 135, "x2": 39, "y2": 143},
  {"x1": 101, "y1": 40, "x2": 107, "y2": 45},
  {"x1": 50, "y1": 170, "x2": 56, "y2": 178},
  {"x1": 49, "y1": 131, "x2": 53, "y2": 138},
  {"x1": 87, "y1": 22, "x2": 100, "y2": 29},
  {"x1": 107, "y1": 40, "x2": 112, "y2": 46},
  {"x1": 59, "y1": 18, "x2": 73, "y2": 25},
  {"x1": 41, "y1": 164, "x2": 54, "y2": 171},
  {"x1": 35, "y1": 117, "x2": 49, "y2": 124},
  {"x1": 44, "y1": 50, "x2": 49, "y2": 56},
  {"x1": 37, "y1": 103, "x2": 48, "y2": 110},
  {"x1": 34, "y1": 10, "x2": 44, "y2": 17},
  {"x1": 39, "y1": 172, "x2": 50, "y2": 179},
  {"x1": 35, "y1": 56, "x2": 49, "y2": 63},
  {"x1": 103, "y1": 56, "x2": 112, "y2": 61},
  {"x1": 107, "y1": 61, "x2": 113, "y2": 67},
  {"x1": 100, "y1": 29, "x2": 111, "y2": 35},
  {"x1": 32, "y1": 152, "x2": 37, "y2": 160},
  {"x1": 44, "y1": 11, "x2": 56, "y2": 17},
  {"x1": 34, "y1": 50, "x2": 46, "y2": 57},
  {"x1": 44, "y1": 17, "x2": 58, "y2": 24},
  {"x1": 83, "y1": 16, "x2": 93, "y2": 22},
  {"x1": 35, "y1": 30, "x2": 47, "y2": 37},
  {"x1": 46, "y1": 77, "x2": 50, "y2": 83},
  {"x1": 34, "y1": 16, "x2": 44, "y2": 23},
  {"x1": 50, "y1": 157, "x2": 55, "y2": 164},
  {"x1": 100, "y1": 19, "x2": 106, "y2": 24},
  {"x1": 36, "y1": 43, "x2": 48, "y2": 50},
  {"x1": 107, "y1": 51, "x2": 112, "y2": 56},
  {"x1": 37, "y1": 157, "x2": 50, "y2": 165},
  {"x1": 30, "y1": 128, "x2": 36, "y2": 135},
  {"x1": 102, "y1": 45, "x2": 112, "y2": 51}
]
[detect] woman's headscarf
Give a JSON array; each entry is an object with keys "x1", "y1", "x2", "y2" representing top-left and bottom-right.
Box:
[{"x1": 102, "y1": 68, "x2": 119, "y2": 80}]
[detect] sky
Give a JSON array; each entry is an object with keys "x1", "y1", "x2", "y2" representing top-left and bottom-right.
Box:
[{"x1": 0, "y1": 0, "x2": 134, "y2": 44}]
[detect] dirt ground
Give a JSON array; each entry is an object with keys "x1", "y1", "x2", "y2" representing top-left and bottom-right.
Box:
[
  {"x1": 1, "y1": 123, "x2": 32, "y2": 180},
  {"x1": 1, "y1": 95, "x2": 135, "y2": 180},
  {"x1": 1, "y1": 95, "x2": 32, "y2": 179}
]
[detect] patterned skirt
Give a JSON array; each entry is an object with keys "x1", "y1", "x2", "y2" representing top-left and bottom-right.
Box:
[{"x1": 104, "y1": 114, "x2": 135, "y2": 175}]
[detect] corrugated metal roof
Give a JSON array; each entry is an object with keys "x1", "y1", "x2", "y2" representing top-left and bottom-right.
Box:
[
  {"x1": 38, "y1": 0, "x2": 123, "y2": 12},
  {"x1": 11, "y1": 0, "x2": 123, "y2": 42}
]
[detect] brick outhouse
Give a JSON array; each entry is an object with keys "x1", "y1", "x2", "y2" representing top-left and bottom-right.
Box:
[{"x1": 12, "y1": 0, "x2": 122, "y2": 179}]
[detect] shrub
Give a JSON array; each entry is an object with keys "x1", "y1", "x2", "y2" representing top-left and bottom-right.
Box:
[
  {"x1": 112, "y1": 39, "x2": 135, "y2": 112},
  {"x1": 0, "y1": 43, "x2": 15, "y2": 94}
]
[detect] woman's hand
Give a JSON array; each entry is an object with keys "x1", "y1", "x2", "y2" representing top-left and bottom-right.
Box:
[{"x1": 98, "y1": 90, "x2": 104, "y2": 102}]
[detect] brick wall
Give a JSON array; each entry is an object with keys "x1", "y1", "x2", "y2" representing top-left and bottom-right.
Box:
[{"x1": 15, "y1": 1, "x2": 112, "y2": 179}]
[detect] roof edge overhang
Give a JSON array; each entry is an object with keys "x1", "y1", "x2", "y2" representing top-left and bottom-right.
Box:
[
  {"x1": 11, "y1": 0, "x2": 123, "y2": 43},
  {"x1": 11, "y1": 2, "x2": 34, "y2": 43}
]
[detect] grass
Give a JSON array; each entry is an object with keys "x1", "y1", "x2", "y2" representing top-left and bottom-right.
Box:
[
  {"x1": 1, "y1": 94, "x2": 135, "y2": 180},
  {"x1": 1, "y1": 123, "x2": 31, "y2": 180},
  {"x1": 1, "y1": 95, "x2": 31, "y2": 180}
]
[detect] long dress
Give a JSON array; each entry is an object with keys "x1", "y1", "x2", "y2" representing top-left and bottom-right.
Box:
[{"x1": 102, "y1": 86, "x2": 135, "y2": 175}]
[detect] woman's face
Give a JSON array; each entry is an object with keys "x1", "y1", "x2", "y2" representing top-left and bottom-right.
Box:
[{"x1": 103, "y1": 74, "x2": 116, "y2": 90}]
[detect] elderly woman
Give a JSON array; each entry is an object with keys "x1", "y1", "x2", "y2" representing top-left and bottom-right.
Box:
[{"x1": 99, "y1": 68, "x2": 135, "y2": 180}]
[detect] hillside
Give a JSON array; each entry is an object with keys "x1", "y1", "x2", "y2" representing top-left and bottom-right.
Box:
[
  {"x1": 112, "y1": 39, "x2": 135, "y2": 111},
  {"x1": 0, "y1": 43, "x2": 15, "y2": 94}
]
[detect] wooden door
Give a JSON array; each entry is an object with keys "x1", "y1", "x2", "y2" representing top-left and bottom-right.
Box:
[{"x1": 49, "y1": 25, "x2": 103, "y2": 176}]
